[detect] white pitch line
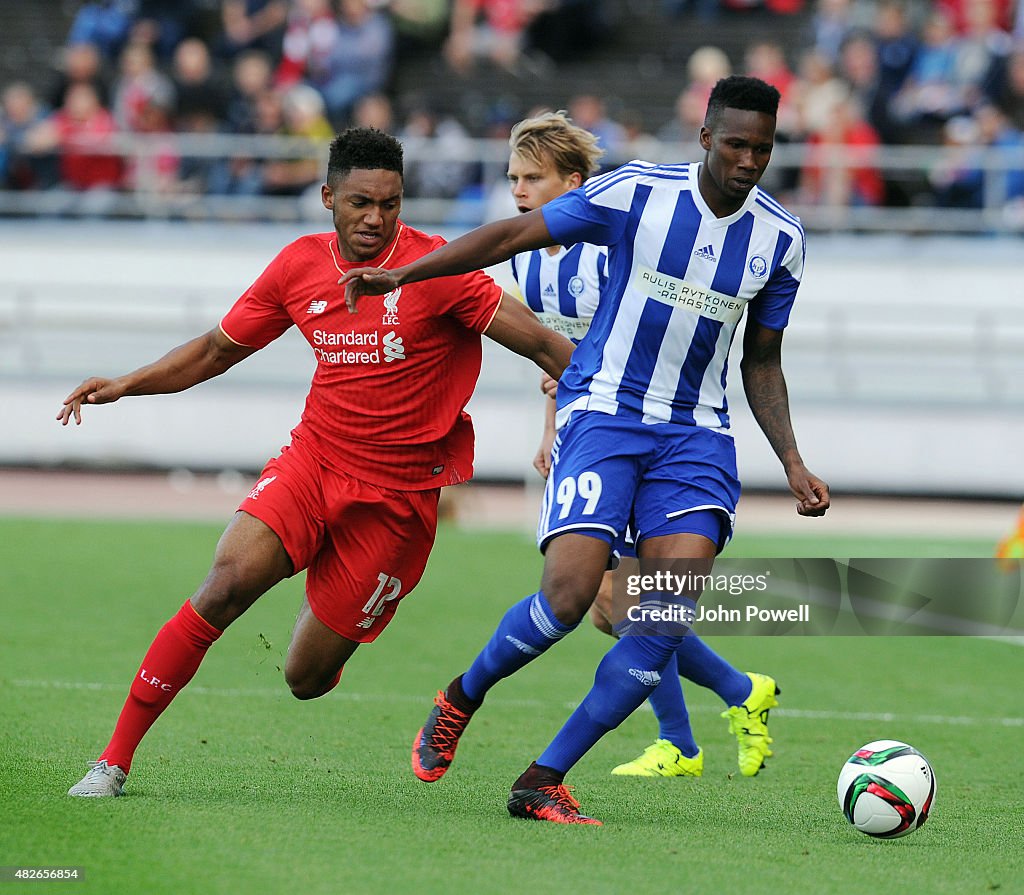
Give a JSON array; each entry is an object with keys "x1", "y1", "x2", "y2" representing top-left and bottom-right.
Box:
[{"x1": 9, "y1": 678, "x2": 1023, "y2": 728}]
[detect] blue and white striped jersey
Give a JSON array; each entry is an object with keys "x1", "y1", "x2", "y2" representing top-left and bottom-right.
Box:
[
  {"x1": 510, "y1": 243, "x2": 608, "y2": 345},
  {"x1": 541, "y1": 160, "x2": 805, "y2": 431}
]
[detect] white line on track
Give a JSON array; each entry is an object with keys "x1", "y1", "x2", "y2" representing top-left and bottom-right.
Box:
[{"x1": 10, "y1": 678, "x2": 1023, "y2": 728}]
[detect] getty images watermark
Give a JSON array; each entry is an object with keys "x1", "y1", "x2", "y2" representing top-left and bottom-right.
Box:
[{"x1": 610, "y1": 558, "x2": 1024, "y2": 637}]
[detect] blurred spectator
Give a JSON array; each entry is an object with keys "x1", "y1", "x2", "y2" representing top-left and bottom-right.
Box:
[
  {"x1": 49, "y1": 42, "x2": 111, "y2": 110},
  {"x1": 225, "y1": 49, "x2": 274, "y2": 133},
  {"x1": 112, "y1": 42, "x2": 175, "y2": 133},
  {"x1": 1, "y1": 83, "x2": 55, "y2": 189},
  {"x1": 790, "y1": 49, "x2": 848, "y2": 137},
  {"x1": 66, "y1": 0, "x2": 138, "y2": 62},
  {"x1": 940, "y1": 0, "x2": 1013, "y2": 34},
  {"x1": 930, "y1": 105, "x2": 1024, "y2": 207},
  {"x1": 810, "y1": 0, "x2": 861, "y2": 65},
  {"x1": 123, "y1": 94, "x2": 180, "y2": 195},
  {"x1": 958, "y1": 0, "x2": 1014, "y2": 98},
  {"x1": 261, "y1": 84, "x2": 333, "y2": 196},
  {"x1": 892, "y1": 10, "x2": 970, "y2": 132},
  {"x1": 930, "y1": 114, "x2": 982, "y2": 206},
  {"x1": 329, "y1": 0, "x2": 395, "y2": 122},
  {"x1": 687, "y1": 44, "x2": 732, "y2": 96},
  {"x1": 872, "y1": 1, "x2": 918, "y2": 97},
  {"x1": 745, "y1": 40, "x2": 797, "y2": 97},
  {"x1": 838, "y1": 31, "x2": 902, "y2": 143},
  {"x1": 219, "y1": 0, "x2": 289, "y2": 61},
  {"x1": 172, "y1": 38, "x2": 231, "y2": 133},
  {"x1": 351, "y1": 92, "x2": 396, "y2": 132},
  {"x1": 658, "y1": 46, "x2": 731, "y2": 155},
  {"x1": 24, "y1": 82, "x2": 123, "y2": 195},
  {"x1": 800, "y1": 91, "x2": 885, "y2": 207},
  {"x1": 208, "y1": 86, "x2": 285, "y2": 195},
  {"x1": 658, "y1": 88, "x2": 707, "y2": 159},
  {"x1": 277, "y1": 0, "x2": 394, "y2": 126},
  {"x1": 987, "y1": 44, "x2": 1024, "y2": 128},
  {"x1": 744, "y1": 41, "x2": 798, "y2": 134},
  {"x1": 170, "y1": 38, "x2": 231, "y2": 196},
  {"x1": 568, "y1": 93, "x2": 624, "y2": 158},
  {"x1": 620, "y1": 110, "x2": 662, "y2": 160},
  {"x1": 443, "y1": 0, "x2": 544, "y2": 75},
  {"x1": 400, "y1": 101, "x2": 476, "y2": 198},
  {"x1": 131, "y1": 0, "x2": 200, "y2": 60}
]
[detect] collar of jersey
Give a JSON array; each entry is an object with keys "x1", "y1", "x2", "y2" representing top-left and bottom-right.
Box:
[
  {"x1": 329, "y1": 223, "x2": 404, "y2": 275},
  {"x1": 690, "y1": 162, "x2": 760, "y2": 229}
]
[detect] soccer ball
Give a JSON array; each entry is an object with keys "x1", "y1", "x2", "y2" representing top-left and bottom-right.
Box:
[{"x1": 837, "y1": 740, "x2": 936, "y2": 838}]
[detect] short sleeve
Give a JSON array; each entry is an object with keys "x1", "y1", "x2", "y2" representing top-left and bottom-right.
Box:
[
  {"x1": 220, "y1": 248, "x2": 294, "y2": 348},
  {"x1": 747, "y1": 228, "x2": 804, "y2": 331},
  {"x1": 437, "y1": 267, "x2": 504, "y2": 333},
  {"x1": 541, "y1": 182, "x2": 630, "y2": 249}
]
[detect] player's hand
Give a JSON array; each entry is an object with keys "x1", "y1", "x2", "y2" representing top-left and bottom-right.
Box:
[
  {"x1": 786, "y1": 464, "x2": 830, "y2": 517},
  {"x1": 532, "y1": 429, "x2": 556, "y2": 479},
  {"x1": 539, "y1": 372, "x2": 558, "y2": 399},
  {"x1": 340, "y1": 267, "x2": 400, "y2": 313},
  {"x1": 56, "y1": 377, "x2": 126, "y2": 426}
]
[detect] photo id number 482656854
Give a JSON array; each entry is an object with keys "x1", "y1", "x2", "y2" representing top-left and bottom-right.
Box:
[{"x1": 0, "y1": 867, "x2": 85, "y2": 881}]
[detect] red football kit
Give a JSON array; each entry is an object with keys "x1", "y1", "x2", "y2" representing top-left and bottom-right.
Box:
[{"x1": 220, "y1": 223, "x2": 502, "y2": 640}]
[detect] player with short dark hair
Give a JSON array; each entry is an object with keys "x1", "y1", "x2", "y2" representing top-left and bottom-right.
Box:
[
  {"x1": 60, "y1": 126, "x2": 574, "y2": 798},
  {"x1": 506, "y1": 109, "x2": 783, "y2": 780},
  {"x1": 343, "y1": 77, "x2": 830, "y2": 825}
]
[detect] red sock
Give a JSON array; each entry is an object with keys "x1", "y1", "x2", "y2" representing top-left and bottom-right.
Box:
[{"x1": 99, "y1": 601, "x2": 222, "y2": 772}]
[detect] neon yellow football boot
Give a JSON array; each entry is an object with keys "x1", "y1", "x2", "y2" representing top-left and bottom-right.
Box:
[
  {"x1": 995, "y1": 507, "x2": 1024, "y2": 571},
  {"x1": 610, "y1": 739, "x2": 703, "y2": 777},
  {"x1": 721, "y1": 672, "x2": 780, "y2": 777}
]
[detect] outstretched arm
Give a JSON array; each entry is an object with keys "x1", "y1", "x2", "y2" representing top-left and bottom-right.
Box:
[
  {"x1": 57, "y1": 327, "x2": 257, "y2": 425},
  {"x1": 484, "y1": 293, "x2": 575, "y2": 383},
  {"x1": 342, "y1": 210, "x2": 555, "y2": 311},
  {"x1": 740, "y1": 321, "x2": 830, "y2": 517}
]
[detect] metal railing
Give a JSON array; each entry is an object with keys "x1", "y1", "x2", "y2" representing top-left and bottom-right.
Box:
[{"x1": 2, "y1": 133, "x2": 1023, "y2": 234}]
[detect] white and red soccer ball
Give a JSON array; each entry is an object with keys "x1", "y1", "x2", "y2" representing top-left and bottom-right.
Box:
[{"x1": 837, "y1": 740, "x2": 936, "y2": 838}]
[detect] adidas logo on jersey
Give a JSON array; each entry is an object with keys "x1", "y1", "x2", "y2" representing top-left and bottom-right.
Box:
[
  {"x1": 693, "y1": 244, "x2": 717, "y2": 262},
  {"x1": 628, "y1": 668, "x2": 662, "y2": 687},
  {"x1": 543, "y1": 283, "x2": 557, "y2": 297}
]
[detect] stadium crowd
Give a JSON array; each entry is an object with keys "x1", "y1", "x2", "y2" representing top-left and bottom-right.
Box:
[{"x1": 0, "y1": 0, "x2": 1023, "y2": 215}]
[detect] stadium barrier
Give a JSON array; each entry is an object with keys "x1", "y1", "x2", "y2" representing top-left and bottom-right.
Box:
[{"x1": 1, "y1": 135, "x2": 1023, "y2": 234}]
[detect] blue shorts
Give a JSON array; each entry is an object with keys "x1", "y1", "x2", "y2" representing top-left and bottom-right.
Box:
[{"x1": 537, "y1": 412, "x2": 740, "y2": 555}]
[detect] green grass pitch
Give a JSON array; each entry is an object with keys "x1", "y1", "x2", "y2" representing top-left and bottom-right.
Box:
[{"x1": 1, "y1": 516, "x2": 1022, "y2": 895}]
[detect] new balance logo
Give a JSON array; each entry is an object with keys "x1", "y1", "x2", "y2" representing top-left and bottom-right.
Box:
[
  {"x1": 247, "y1": 475, "x2": 277, "y2": 500},
  {"x1": 307, "y1": 300, "x2": 328, "y2": 314},
  {"x1": 383, "y1": 331, "x2": 405, "y2": 362},
  {"x1": 628, "y1": 668, "x2": 662, "y2": 687},
  {"x1": 505, "y1": 635, "x2": 541, "y2": 656},
  {"x1": 693, "y1": 244, "x2": 717, "y2": 262},
  {"x1": 356, "y1": 616, "x2": 375, "y2": 629}
]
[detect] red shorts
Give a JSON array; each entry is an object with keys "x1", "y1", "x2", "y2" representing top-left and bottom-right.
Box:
[{"x1": 238, "y1": 439, "x2": 440, "y2": 643}]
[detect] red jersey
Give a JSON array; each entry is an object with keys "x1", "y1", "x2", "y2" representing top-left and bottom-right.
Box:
[{"x1": 220, "y1": 223, "x2": 502, "y2": 490}]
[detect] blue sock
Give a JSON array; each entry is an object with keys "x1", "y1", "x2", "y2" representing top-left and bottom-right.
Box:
[
  {"x1": 461, "y1": 591, "x2": 575, "y2": 703},
  {"x1": 646, "y1": 671, "x2": 699, "y2": 757},
  {"x1": 537, "y1": 633, "x2": 683, "y2": 774},
  {"x1": 674, "y1": 633, "x2": 752, "y2": 707}
]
